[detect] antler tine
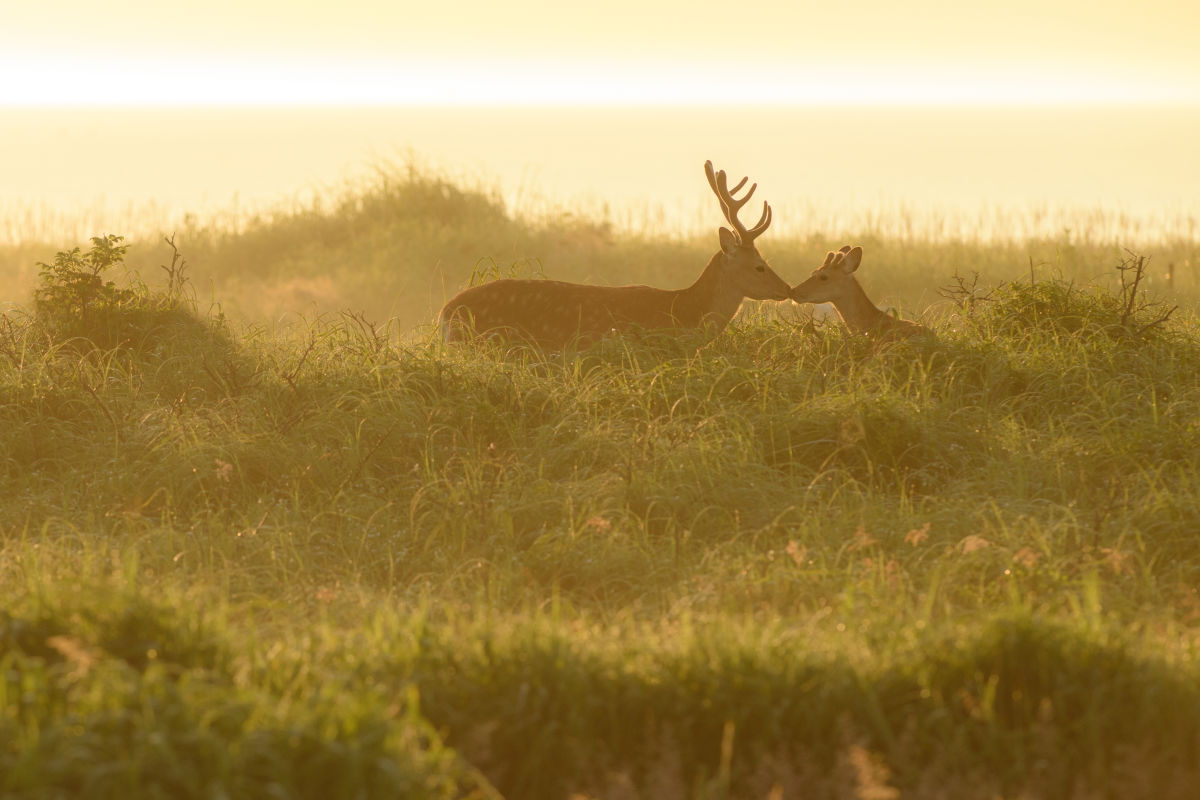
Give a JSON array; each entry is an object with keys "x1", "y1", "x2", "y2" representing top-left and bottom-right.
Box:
[
  {"x1": 714, "y1": 169, "x2": 755, "y2": 213},
  {"x1": 704, "y1": 160, "x2": 722, "y2": 197},
  {"x1": 744, "y1": 202, "x2": 771, "y2": 240},
  {"x1": 705, "y1": 161, "x2": 737, "y2": 229}
]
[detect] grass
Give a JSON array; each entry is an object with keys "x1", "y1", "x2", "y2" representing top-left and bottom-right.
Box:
[
  {"x1": 3, "y1": 167, "x2": 1200, "y2": 797},
  {"x1": 2, "y1": 163, "x2": 1197, "y2": 325}
]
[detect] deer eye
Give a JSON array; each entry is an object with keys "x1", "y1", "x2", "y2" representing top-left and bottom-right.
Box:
[
  {"x1": 819, "y1": 275, "x2": 828, "y2": 281},
  {"x1": 755, "y1": 265, "x2": 765, "y2": 272}
]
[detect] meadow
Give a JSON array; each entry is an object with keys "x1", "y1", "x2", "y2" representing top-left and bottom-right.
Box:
[{"x1": 2, "y1": 167, "x2": 1200, "y2": 798}]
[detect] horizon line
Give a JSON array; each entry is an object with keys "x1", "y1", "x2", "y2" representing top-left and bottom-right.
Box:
[{"x1": 4, "y1": 98, "x2": 1200, "y2": 110}]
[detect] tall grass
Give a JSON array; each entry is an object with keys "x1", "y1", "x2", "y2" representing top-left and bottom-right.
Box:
[
  {"x1": 2, "y1": 164, "x2": 1197, "y2": 325},
  {"x1": 3, "y1": 169, "x2": 1200, "y2": 797}
]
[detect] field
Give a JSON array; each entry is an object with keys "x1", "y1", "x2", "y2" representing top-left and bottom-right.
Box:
[{"x1": 3, "y1": 168, "x2": 1200, "y2": 799}]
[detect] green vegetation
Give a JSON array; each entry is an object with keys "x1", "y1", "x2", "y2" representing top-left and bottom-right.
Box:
[
  {"x1": 3, "y1": 169, "x2": 1200, "y2": 798},
  {"x1": 3, "y1": 164, "x2": 1197, "y2": 326}
]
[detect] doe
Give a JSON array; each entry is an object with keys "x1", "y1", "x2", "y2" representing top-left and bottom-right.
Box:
[{"x1": 790, "y1": 246, "x2": 928, "y2": 339}]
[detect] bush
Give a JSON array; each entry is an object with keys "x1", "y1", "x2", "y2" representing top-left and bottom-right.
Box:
[
  {"x1": 946, "y1": 250, "x2": 1178, "y2": 342},
  {"x1": 33, "y1": 234, "x2": 204, "y2": 351},
  {"x1": 34, "y1": 235, "x2": 137, "y2": 341}
]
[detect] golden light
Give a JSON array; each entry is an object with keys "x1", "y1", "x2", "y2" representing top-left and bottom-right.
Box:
[
  {"x1": 1, "y1": 0, "x2": 1197, "y2": 106},
  {"x1": 2, "y1": 51, "x2": 1196, "y2": 107}
]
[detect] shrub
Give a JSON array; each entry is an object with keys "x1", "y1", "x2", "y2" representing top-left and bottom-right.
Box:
[
  {"x1": 34, "y1": 234, "x2": 138, "y2": 341},
  {"x1": 947, "y1": 250, "x2": 1177, "y2": 342}
]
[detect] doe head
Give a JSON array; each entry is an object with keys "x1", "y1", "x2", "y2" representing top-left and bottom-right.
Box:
[{"x1": 790, "y1": 245, "x2": 863, "y2": 305}]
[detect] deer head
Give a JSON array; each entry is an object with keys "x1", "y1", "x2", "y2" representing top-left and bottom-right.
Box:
[
  {"x1": 704, "y1": 160, "x2": 788, "y2": 301},
  {"x1": 790, "y1": 245, "x2": 863, "y2": 305}
]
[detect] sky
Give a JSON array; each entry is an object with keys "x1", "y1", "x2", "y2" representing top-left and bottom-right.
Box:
[{"x1": 1, "y1": 0, "x2": 1198, "y2": 105}]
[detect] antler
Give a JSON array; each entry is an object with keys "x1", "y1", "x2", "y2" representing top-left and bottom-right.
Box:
[{"x1": 704, "y1": 160, "x2": 772, "y2": 245}]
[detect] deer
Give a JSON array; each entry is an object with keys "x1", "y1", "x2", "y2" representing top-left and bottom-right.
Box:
[
  {"x1": 438, "y1": 160, "x2": 791, "y2": 348},
  {"x1": 789, "y1": 246, "x2": 929, "y2": 340}
]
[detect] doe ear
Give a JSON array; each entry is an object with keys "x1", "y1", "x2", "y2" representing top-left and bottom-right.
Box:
[
  {"x1": 718, "y1": 227, "x2": 740, "y2": 255},
  {"x1": 841, "y1": 245, "x2": 863, "y2": 274}
]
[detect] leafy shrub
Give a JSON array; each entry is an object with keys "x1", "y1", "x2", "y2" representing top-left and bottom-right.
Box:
[
  {"x1": 30, "y1": 234, "x2": 240, "y2": 365},
  {"x1": 948, "y1": 251, "x2": 1177, "y2": 342},
  {"x1": 34, "y1": 234, "x2": 138, "y2": 341}
]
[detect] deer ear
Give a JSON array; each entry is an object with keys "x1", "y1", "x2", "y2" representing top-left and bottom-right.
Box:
[
  {"x1": 838, "y1": 245, "x2": 852, "y2": 254},
  {"x1": 718, "y1": 227, "x2": 740, "y2": 254},
  {"x1": 841, "y1": 246, "x2": 863, "y2": 274}
]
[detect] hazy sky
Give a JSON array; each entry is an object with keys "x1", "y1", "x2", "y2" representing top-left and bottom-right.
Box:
[{"x1": 2, "y1": 0, "x2": 1198, "y2": 104}]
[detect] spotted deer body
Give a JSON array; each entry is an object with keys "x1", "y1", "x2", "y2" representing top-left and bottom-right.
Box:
[
  {"x1": 790, "y1": 246, "x2": 928, "y2": 339},
  {"x1": 439, "y1": 161, "x2": 790, "y2": 348}
]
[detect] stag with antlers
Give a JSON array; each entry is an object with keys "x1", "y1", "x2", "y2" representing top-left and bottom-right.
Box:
[{"x1": 438, "y1": 161, "x2": 790, "y2": 348}]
